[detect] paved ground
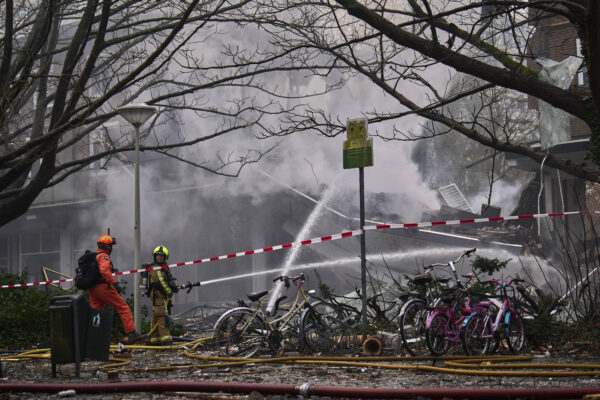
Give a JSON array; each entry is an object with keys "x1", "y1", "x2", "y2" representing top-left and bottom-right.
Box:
[{"x1": 2, "y1": 341, "x2": 600, "y2": 399}]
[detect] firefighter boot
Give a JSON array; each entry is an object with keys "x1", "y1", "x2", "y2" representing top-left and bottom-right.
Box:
[{"x1": 125, "y1": 330, "x2": 147, "y2": 344}]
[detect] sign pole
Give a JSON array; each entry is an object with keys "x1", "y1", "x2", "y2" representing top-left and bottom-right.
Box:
[
  {"x1": 342, "y1": 118, "x2": 373, "y2": 345},
  {"x1": 359, "y1": 166, "x2": 368, "y2": 340}
]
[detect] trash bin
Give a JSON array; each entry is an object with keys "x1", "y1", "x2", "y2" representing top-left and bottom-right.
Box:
[
  {"x1": 50, "y1": 294, "x2": 88, "y2": 364},
  {"x1": 49, "y1": 294, "x2": 112, "y2": 377},
  {"x1": 85, "y1": 307, "x2": 112, "y2": 361}
]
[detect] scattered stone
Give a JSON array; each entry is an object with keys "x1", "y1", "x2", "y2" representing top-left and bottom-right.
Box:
[
  {"x1": 57, "y1": 389, "x2": 76, "y2": 397},
  {"x1": 107, "y1": 371, "x2": 120, "y2": 382}
]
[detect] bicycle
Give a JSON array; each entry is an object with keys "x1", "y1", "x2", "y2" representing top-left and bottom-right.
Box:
[
  {"x1": 299, "y1": 294, "x2": 362, "y2": 353},
  {"x1": 212, "y1": 273, "x2": 314, "y2": 357},
  {"x1": 460, "y1": 278, "x2": 526, "y2": 355},
  {"x1": 423, "y1": 248, "x2": 487, "y2": 355},
  {"x1": 397, "y1": 268, "x2": 451, "y2": 356}
]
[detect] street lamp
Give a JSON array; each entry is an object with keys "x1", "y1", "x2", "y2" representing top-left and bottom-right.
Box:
[{"x1": 116, "y1": 102, "x2": 156, "y2": 334}]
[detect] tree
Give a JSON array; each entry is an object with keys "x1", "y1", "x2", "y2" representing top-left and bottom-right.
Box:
[
  {"x1": 4, "y1": 1, "x2": 599, "y2": 228},
  {"x1": 0, "y1": 0, "x2": 292, "y2": 227},
  {"x1": 240, "y1": 0, "x2": 600, "y2": 184}
]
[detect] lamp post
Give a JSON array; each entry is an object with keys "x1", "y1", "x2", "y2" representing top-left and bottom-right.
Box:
[{"x1": 116, "y1": 102, "x2": 156, "y2": 334}]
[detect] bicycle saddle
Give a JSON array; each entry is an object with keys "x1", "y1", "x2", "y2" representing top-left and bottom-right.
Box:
[
  {"x1": 412, "y1": 273, "x2": 432, "y2": 285},
  {"x1": 247, "y1": 290, "x2": 268, "y2": 302}
]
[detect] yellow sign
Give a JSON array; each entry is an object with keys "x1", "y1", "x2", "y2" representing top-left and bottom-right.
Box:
[
  {"x1": 346, "y1": 119, "x2": 368, "y2": 140},
  {"x1": 343, "y1": 118, "x2": 373, "y2": 169}
]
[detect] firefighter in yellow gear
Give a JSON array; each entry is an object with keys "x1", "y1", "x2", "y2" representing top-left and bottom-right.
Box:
[{"x1": 147, "y1": 245, "x2": 177, "y2": 346}]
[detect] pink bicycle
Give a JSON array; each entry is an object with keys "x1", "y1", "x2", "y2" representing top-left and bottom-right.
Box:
[
  {"x1": 460, "y1": 278, "x2": 526, "y2": 355},
  {"x1": 424, "y1": 249, "x2": 485, "y2": 355}
]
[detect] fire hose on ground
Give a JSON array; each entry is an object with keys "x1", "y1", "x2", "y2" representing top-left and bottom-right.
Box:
[
  {"x1": 5, "y1": 339, "x2": 600, "y2": 399},
  {"x1": 6, "y1": 341, "x2": 600, "y2": 378},
  {"x1": 180, "y1": 352, "x2": 600, "y2": 377}
]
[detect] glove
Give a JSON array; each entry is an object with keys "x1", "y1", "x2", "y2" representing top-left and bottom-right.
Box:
[
  {"x1": 142, "y1": 262, "x2": 150, "y2": 269},
  {"x1": 113, "y1": 282, "x2": 123, "y2": 294},
  {"x1": 169, "y1": 279, "x2": 179, "y2": 293}
]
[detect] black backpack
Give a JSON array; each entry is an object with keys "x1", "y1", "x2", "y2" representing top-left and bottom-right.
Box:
[{"x1": 75, "y1": 250, "x2": 103, "y2": 290}]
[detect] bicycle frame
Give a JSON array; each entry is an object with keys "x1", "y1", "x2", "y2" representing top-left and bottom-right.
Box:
[
  {"x1": 215, "y1": 274, "x2": 314, "y2": 356},
  {"x1": 404, "y1": 249, "x2": 472, "y2": 320},
  {"x1": 424, "y1": 249, "x2": 479, "y2": 342},
  {"x1": 425, "y1": 291, "x2": 483, "y2": 342},
  {"x1": 256, "y1": 282, "x2": 312, "y2": 331},
  {"x1": 467, "y1": 279, "x2": 521, "y2": 341},
  {"x1": 399, "y1": 274, "x2": 446, "y2": 314}
]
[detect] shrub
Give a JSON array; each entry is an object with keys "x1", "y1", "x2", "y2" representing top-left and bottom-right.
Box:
[
  {"x1": 0, "y1": 272, "x2": 68, "y2": 349},
  {"x1": 0, "y1": 274, "x2": 159, "y2": 348}
]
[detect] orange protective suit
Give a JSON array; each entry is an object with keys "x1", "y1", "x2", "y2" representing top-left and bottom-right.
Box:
[{"x1": 88, "y1": 248, "x2": 135, "y2": 334}]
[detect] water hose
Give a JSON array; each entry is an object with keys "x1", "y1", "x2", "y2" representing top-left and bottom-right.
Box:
[
  {"x1": 1, "y1": 381, "x2": 600, "y2": 399},
  {"x1": 179, "y1": 353, "x2": 600, "y2": 377},
  {"x1": 6, "y1": 342, "x2": 600, "y2": 378},
  {"x1": 0, "y1": 348, "x2": 51, "y2": 360},
  {"x1": 0, "y1": 337, "x2": 211, "y2": 363}
]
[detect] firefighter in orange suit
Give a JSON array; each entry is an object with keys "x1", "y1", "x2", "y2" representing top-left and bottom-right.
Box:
[
  {"x1": 147, "y1": 245, "x2": 177, "y2": 346},
  {"x1": 88, "y1": 234, "x2": 144, "y2": 344}
]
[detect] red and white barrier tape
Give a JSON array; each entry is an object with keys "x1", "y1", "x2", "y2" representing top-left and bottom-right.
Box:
[
  {"x1": 0, "y1": 229, "x2": 363, "y2": 289},
  {"x1": 2, "y1": 210, "x2": 598, "y2": 289},
  {"x1": 362, "y1": 210, "x2": 599, "y2": 231}
]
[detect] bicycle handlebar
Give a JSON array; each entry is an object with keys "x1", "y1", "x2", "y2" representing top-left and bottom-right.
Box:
[
  {"x1": 424, "y1": 248, "x2": 477, "y2": 281},
  {"x1": 465, "y1": 248, "x2": 477, "y2": 256},
  {"x1": 486, "y1": 278, "x2": 525, "y2": 287},
  {"x1": 273, "y1": 273, "x2": 305, "y2": 283},
  {"x1": 425, "y1": 248, "x2": 477, "y2": 271}
]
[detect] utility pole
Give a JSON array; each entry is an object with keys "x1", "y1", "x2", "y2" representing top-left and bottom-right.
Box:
[{"x1": 359, "y1": 166, "x2": 367, "y2": 338}]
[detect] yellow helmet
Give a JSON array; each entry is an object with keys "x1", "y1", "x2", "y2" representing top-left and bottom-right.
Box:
[{"x1": 153, "y1": 245, "x2": 169, "y2": 260}]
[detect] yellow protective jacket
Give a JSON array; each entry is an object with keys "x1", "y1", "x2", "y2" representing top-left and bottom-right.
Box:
[{"x1": 149, "y1": 264, "x2": 172, "y2": 297}]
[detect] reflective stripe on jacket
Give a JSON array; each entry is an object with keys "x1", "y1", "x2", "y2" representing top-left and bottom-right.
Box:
[{"x1": 149, "y1": 264, "x2": 172, "y2": 296}]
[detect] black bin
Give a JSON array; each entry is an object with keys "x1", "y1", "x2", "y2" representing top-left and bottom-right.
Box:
[
  {"x1": 85, "y1": 307, "x2": 112, "y2": 361},
  {"x1": 49, "y1": 294, "x2": 112, "y2": 377}
]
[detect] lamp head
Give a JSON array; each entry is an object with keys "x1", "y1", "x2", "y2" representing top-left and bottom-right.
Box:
[{"x1": 116, "y1": 103, "x2": 157, "y2": 127}]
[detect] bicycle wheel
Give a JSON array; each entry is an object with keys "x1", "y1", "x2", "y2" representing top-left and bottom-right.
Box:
[
  {"x1": 425, "y1": 312, "x2": 451, "y2": 355},
  {"x1": 488, "y1": 333, "x2": 501, "y2": 354},
  {"x1": 398, "y1": 299, "x2": 429, "y2": 356},
  {"x1": 281, "y1": 313, "x2": 303, "y2": 353},
  {"x1": 460, "y1": 312, "x2": 491, "y2": 355},
  {"x1": 300, "y1": 301, "x2": 349, "y2": 353},
  {"x1": 504, "y1": 310, "x2": 525, "y2": 352},
  {"x1": 213, "y1": 308, "x2": 267, "y2": 358}
]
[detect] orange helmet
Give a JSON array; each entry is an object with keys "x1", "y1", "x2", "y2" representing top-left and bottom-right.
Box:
[{"x1": 97, "y1": 234, "x2": 116, "y2": 246}]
